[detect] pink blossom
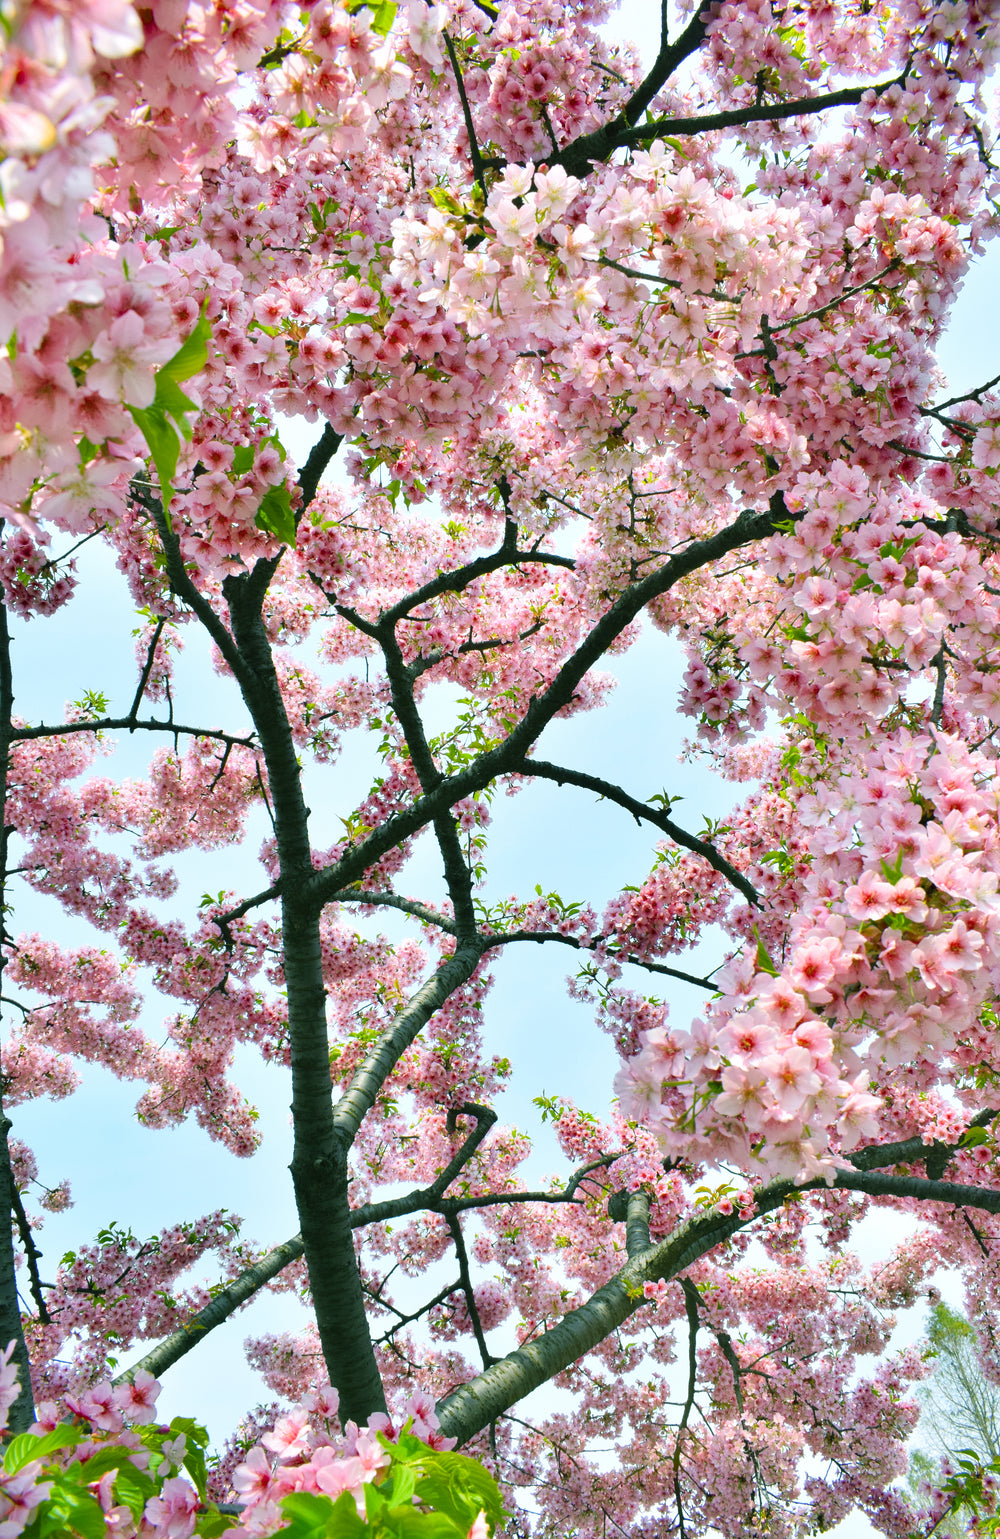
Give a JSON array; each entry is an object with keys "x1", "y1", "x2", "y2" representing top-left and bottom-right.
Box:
[
  {"x1": 0, "y1": 1466, "x2": 51, "y2": 1538},
  {"x1": 407, "y1": 1, "x2": 448, "y2": 69},
  {"x1": 262, "y1": 1407, "x2": 312, "y2": 1461},
  {"x1": 761, "y1": 1047, "x2": 823, "y2": 1115},
  {"x1": 88, "y1": 311, "x2": 174, "y2": 407},
  {"x1": 112, "y1": 1367, "x2": 160, "y2": 1424},
  {"x1": 144, "y1": 1477, "x2": 198, "y2": 1539}
]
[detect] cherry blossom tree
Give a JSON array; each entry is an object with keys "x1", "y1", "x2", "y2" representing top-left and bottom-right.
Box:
[{"x1": 3, "y1": 0, "x2": 1000, "y2": 1533}]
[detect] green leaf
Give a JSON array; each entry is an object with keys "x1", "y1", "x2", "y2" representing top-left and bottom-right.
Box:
[
  {"x1": 155, "y1": 375, "x2": 199, "y2": 435},
  {"x1": 128, "y1": 404, "x2": 181, "y2": 508},
  {"x1": 39, "y1": 1482, "x2": 107, "y2": 1539},
  {"x1": 129, "y1": 311, "x2": 211, "y2": 506},
  {"x1": 879, "y1": 850, "x2": 905, "y2": 885},
  {"x1": 384, "y1": 1464, "x2": 419, "y2": 1507},
  {"x1": 4, "y1": 1424, "x2": 81, "y2": 1473},
  {"x1": 381, "y1": 1511, "x2": 466, "y2": 1539},
  {"x1": 71, "y1": 1445, "x2": 137, "y2": 1482},
  {"x1": 113, "y1": 1461, "x2": 157, "y2": 1520},
  {"x1": 197, "y1": 1508, "x2": 239, "y2": 1536},
  {"x1": 170, "y1": 1415, "x2": 210, "y2": 1500},
  {"x1": 255, "y1": 481, "x2": 296, "y2": 546},
  {"x1": 412, "y1": 1452, "x2": 505, "y2": 1534},
  {"x1": 960, "y1": 1125, "x2": 991, "y2": 1149},
  {"x1": 752, "y1": 927, "x2": 778, "y2": 977},
  {"x1": 371, "y1": 0, "x2": 397, "y2": 35},
  {"x1": 363, "y1": 1480, "x2": 388, "y2": 1520},
  {"x1": 160, "y1": 307, "x2": 212, "y2": 387},
  {"x1": 279, "y1": 1490, "x2": 365, "y2": 1538},
  {"x1": 231, "y1": 444, "x2": 256, "y2": 474}
]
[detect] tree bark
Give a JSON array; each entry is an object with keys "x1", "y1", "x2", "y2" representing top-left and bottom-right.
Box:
[
  {"x1": 0, "y1": 596, "x2": 36, "y2": 1431},
  {"x1": 436, "y1": 1166, "x2": 1000, "y2": 1443},
  {"x1": 224, "y1": 567, "x2": 387, "y2": 1426}
]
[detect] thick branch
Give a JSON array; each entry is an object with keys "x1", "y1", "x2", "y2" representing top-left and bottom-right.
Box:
[
  {"x1": 613, "y1": 78, "x2": 901, "y2": 150},
  {"x1": 0, "y1": 594, "x2": 36, "y2": 1431},
  {"x1": 297, "y1": 423, "x2": 342, "y2": 515},
  {"x1": 12, "y1": 718, "x2": 255, "y2": 748},
  {"x1": 223, "y1": 563, "x2": 384, "y2": 1425},
  {"x1": 554, "y1": 8, "x2": 711, "y2": 175},
  {"x1": 625, "y1": 1190, "x2": 652, "y2": 1258},
  {"x1": 435, "y1": 1165, "x2": 1000, "y2": 1443},
  {"x1": 332, "y1": 944, "x2": 483, "y2": 1142},
  {"x1": 115, "y1": 1233, "x2": 308, "y2": 1384},
  {"x1": 848, "y1": 1112, "x2": 999, "y2": 1176}
]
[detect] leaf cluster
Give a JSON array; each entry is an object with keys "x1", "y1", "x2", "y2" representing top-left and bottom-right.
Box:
[{"x1": 277, "y1": 1433, "x2": 506, "y2": 1539}]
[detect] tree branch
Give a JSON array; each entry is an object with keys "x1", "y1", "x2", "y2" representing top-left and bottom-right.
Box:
[
  {"x1": 297, "y1": 422, "x2": 343, "y2": 515},
  {"x1": 673, "y1": 1277, "x2": 701, "y2": 1539},
  {"x1": 444, "y1": 31, "x2": 487, "y2": 197},
  {"x1": 12, "y1": 717, "x2": 256, "y2": 749},
  {"x1": 133, "y1": 483, "x2": 261, "y2": 702},
  {"x1": 115, "y1": 1139, "x2": 620, "y2": 1385},
  {"x1": 446, "y1": 1211, "x2": 496, "y2": 1369},
  {"x1": 479, "y1": 928, "x2": 719, "y2": 990},
  {"x1": 212, "y1": 886, "x2": 281, "y2": 945},
  {"x1": 613, "y1": 77, "x2": 902, "y2": 150},
  {"x1": 848, "y1": 1112, "x2": 999, "y2": 1177},
  {"x1": 736, "y1": 264, "x2": 902, "y2": 355},
  {"x1": 625, "y1": 1190, "x2": 652, "y2": 1257},
  {"x1": 127, "y1": 618, "x2": 166, "y2": 724},
  {"x1": 511, "y1": 758, "x2": 760, "y2": 907},
  {"x1": 554, "y1": 8, "x2": 711, "y2": 175},
  {"x1": 376, "y1": 622, "x2": 478, "y2": 940},
  {"x1": 0, "y1": 590, "x2": 37, "y2": 1431},
  {"x1": 920, "y1": 372, "x2": 1000, "y2": 416},
  {"x1": 222, "y1": 561, "x2": 386, "y2": 1426},
  {"x1": 113, "y1": 1233, "x2": 308, "y2": 1385},
  {"x1": 331, "y1": 944, "x2": 484, "y2": 1143},
  {"x1": 8, "y1": 1179, "x2": 49, "y2": 1326},
  {"x1": 307, "y1": 501, "x2": 791, "y2": 909},
  {"x1": 326, "y1": 890, "x2": 457, "y2": 933},
  {"x1": 379, "y1": 521, "x2": 573, "y2": 629},
  {"x1": 435, "y1": 1164, "x2": 1000, "y2": 1443}
]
